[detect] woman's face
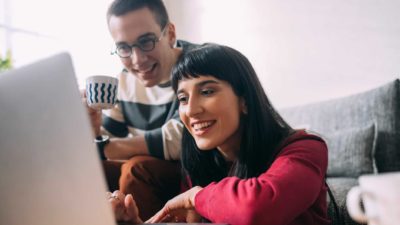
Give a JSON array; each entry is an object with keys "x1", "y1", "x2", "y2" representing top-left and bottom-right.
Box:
[{"x1": 177, "y1": 75, "x2": 246, "y2": 160}]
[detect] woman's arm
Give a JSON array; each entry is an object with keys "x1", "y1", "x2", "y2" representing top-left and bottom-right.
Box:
[{"x1": 195, "y1": 139, "x2": 328, "y2": 225}]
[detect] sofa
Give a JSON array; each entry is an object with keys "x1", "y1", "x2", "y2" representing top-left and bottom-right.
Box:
[{"x1": 278, "y1": 79, "x2": 400, "y2": 225}]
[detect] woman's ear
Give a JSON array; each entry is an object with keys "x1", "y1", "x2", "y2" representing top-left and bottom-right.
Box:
[
  {"x1": 166, "y1": 23, "x2": 177, "y2": 48},
  {"x1": 240, "y1": 98, "x2": 248, "y2": 115}
]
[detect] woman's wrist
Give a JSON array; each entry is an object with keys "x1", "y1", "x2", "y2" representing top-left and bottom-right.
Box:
[{"x1": 190, "y1": 186, "x2": 203, "y2": 208}]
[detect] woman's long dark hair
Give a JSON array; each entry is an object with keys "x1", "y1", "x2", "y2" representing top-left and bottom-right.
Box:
[{"x1": 172, "y1": 44, "x2": 293, "y2": 187}]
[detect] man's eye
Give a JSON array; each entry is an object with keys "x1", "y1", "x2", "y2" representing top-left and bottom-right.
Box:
[
  {"x1": 117, "y1": 45, "x2": 131, "y2": 53},
  {"x1": 138, "y1": 38, "x2": 155, "y2": 49},
  {"x1": 138, "y1": 38, "x2": 153, "y2": 44}
]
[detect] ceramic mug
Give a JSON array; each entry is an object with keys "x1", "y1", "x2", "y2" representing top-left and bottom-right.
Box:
[
  {"x1": 86, "y1": 75, "x2": 118, "y2": 110},
  {"x1": 346, "y1": 172, "x2": 400, "y2": 225}
]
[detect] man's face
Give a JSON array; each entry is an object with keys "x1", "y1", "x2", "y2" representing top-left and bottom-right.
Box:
[{"x1": 108, "y1": 7, "x2": 176, "y2": 87}]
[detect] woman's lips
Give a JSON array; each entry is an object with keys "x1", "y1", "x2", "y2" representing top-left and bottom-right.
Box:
[{"x1": 191, "y1": 120, "x2": 216, "y2": 136}]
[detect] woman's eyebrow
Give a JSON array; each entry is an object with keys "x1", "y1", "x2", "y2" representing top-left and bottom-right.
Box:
[
  {"x1": 177, "y1": 79, "x2": 219, "y2": 94},
  {"x1": 196, "y1": 80, "x2": 219, "y2": 87}
]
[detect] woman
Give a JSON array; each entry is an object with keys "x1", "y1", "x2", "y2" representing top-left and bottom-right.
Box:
[{"x1": 109, "y1": 44, "x2": 330, "y2": 225}]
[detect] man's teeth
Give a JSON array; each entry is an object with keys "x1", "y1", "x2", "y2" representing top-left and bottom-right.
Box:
[{"x1": 193, "y1": 121, "x2": 213, "y2": 130}]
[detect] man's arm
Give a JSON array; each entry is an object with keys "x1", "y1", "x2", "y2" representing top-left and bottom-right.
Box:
[
  {"x1": 104, "y1": 135, "x2": 149, "y2": 160},
  {"x1": 103, "y1": 118, "x2": 183, "y2": 160},
  {"x1": 100, "y1": 73, "x2": 183, "y2": 160}
]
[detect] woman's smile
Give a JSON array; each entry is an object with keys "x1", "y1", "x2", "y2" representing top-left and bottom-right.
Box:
[
  {"x1": 191, "y1": 120, "x2": 216, "y2": 136},
  {"x1": 177, "y1": 76, "x2": 245, "y2": 153}
]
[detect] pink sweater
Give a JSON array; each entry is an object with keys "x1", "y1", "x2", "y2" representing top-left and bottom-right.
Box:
[{"x1": 194, "y1": 131, "x2": 331, "y2": 225}]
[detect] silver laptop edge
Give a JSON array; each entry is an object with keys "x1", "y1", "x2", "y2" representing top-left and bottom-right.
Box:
[{"x1": 0, "y1": 52, "x2": 116, "y2": 225}]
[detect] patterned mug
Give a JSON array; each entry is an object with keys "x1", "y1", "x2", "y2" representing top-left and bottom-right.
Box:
[{"x1": 86, "y1": 75, "x2": 118, "y2": 110}]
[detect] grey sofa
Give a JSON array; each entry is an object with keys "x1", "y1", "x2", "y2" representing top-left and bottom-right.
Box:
[{"x1": 279, "y1": 79, "x2": 400, "y2": 225}]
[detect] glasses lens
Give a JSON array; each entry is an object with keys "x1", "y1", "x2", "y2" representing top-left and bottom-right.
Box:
[
  {"x1": 116, "y1": 44, "x2": 132, "y2": 58},
  {"x1": 137, "y1": 38, "x2": 156, "y2": 52}
]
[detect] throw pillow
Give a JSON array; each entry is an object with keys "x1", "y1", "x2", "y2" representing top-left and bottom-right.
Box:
[{"x1": 325, "y1": 122, "x2": 377, "y2": 177}]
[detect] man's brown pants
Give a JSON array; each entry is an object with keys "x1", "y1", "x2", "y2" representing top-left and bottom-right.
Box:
[{"x1": 102, "y1": 156, "x2": 181, "y2": 221}]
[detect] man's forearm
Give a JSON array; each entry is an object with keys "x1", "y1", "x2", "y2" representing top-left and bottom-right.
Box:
[{"x1": 104, "y1": 135, "x2": 149, "y2": 160}]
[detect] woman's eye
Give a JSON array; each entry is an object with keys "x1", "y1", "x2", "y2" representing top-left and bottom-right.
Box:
[
  {"x1": 178, "y1": 96, "x2": 188, "y2": 104},
  {"x1": 201, "y1": 89, "x2": 214, "y2": 96}
]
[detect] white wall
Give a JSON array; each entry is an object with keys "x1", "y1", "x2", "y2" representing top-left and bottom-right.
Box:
[
  {"x1": 165, "y1": 0, "x2": 400, "y2": 108},
  {"x1": 0, "y1": 0, "x2": 120, "y2": 87}
]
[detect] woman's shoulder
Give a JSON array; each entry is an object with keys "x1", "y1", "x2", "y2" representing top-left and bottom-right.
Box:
[
  {"x1": 277, "y1": 129, "x2": 328, "y2": 155},
  {"x1": 284, "y1": 129, "x2": 324, "y2": 145},
  {"x1": 273, "y1": 130, "x2": 328, "y2": 170}
]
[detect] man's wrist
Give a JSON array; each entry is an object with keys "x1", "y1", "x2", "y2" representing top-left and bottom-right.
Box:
[{"x1": 94, "y1": 135, "x2": 110, "y2": 160}]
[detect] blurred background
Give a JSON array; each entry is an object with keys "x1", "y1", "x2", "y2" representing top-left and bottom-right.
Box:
[{"x1": 1, "y1": 0, "x2": 399, "y2": 108}]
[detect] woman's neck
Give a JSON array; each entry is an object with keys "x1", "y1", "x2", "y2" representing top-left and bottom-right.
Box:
[{"x1": 217, "y1": 123, "x2": 243, "y2": 162}]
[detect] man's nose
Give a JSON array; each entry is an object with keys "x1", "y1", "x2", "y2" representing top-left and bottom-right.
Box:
[{"x1": 130, "y1": 47, "x2": 148, "y2": 65}]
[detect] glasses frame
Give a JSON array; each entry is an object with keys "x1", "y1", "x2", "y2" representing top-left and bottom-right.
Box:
[{"x1": 111, "y1": 25, "x2": 168, "y2": 58}]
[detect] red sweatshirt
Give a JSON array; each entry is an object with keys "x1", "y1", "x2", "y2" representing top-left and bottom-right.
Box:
[{"x1": 194, "y1": 130, "x2": 331, "y2": 225}]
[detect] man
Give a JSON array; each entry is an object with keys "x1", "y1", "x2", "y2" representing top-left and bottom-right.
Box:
[{"x1": 86, "y1": 0, "x2": 197, "y2": 220}]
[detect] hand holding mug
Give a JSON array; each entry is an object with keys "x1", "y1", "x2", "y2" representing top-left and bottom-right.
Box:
[
  {"x1": 86, "y1": 75, "x2": 118, "y2": 110},
  {"x1": 83, "y1": 75, "x2": 118, "y2": 136}
]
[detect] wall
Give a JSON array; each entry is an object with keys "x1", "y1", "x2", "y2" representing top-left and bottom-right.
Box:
[
  {"x1": 0, "y1": 0, "x2": 120, "y2": 87},
  {"x1": 165, "y1": 0, "x2": 400, "y2": 108}
]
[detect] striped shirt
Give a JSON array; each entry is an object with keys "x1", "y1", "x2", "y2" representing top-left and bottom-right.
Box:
[{"x1": 102, "y1": 40, "x2": 196, "y2": 160}]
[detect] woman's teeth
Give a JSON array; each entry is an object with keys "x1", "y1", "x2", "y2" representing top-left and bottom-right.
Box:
[{"x1": 193, "y1": 121, "x2": 213, "y2": 131}]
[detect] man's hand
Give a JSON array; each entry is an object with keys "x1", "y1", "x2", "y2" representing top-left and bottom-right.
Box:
[
  {"x1": 146, "y1": 186, "x2": 203, "y2": 223},
  {"x1": 107, "y1": 190, "x2": 143, "y2": 224},
  {"x1": 80, "y1": 89, "x2": 102, "y2": 137}
]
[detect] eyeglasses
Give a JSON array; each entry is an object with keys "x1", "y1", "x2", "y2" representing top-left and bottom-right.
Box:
[{"x1": 111, "y1": 26, "x2": 167, "y2": 58}]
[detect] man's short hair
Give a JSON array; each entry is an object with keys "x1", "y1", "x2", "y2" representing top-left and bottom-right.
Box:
[{"x1": 107, "y1": 0, "x2": 169, "y2": 29}]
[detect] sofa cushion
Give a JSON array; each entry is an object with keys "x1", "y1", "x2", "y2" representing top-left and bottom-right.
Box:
[
  {"x1": 326, "y1": 177, "x2": 360, "y2": 225},
  {"x1": 325, "y1": 123, "x2": 377, "y2": 177},
  {"x1": 279, "y1": 79, "x2": 400, "y2": 173}
]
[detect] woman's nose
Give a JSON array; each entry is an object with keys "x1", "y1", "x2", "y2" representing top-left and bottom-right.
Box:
[{"x1": 185, "y1": 98, "x2": 203, "y2": 117}]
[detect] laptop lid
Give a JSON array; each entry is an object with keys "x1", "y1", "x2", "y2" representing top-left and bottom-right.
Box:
[{"x1": 0, "y1": 53, "x2": 116, "y2": 225}]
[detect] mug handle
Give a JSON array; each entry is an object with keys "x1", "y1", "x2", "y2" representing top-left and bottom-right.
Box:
[{"x1": 346, "y1": 186, "x2": 369, "y2": 223}]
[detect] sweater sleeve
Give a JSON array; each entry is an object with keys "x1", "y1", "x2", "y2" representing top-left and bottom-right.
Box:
[
  {"x1": 160, "y1": 118, "x2": 183, "y2": 160},
  {"x1": 194, "y1": 139, "x2": 328, "y2": 225},
  {"x1": 102, "y1": 102, "x2": 129, "y2": 137},
  {"x1": 101, "y1": 71, "x2": 129, "y2": 138},
  {"x1": 144, "y1": 118, "x2": 183, "y2": 160}
]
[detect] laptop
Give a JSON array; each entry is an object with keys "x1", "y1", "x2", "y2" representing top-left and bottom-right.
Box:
[{"x1": 0, "y1": 53, "x2": 117, "y2": 225}]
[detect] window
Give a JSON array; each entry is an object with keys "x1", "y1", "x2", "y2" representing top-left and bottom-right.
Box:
[{"x1": 0, "y1": 0, "x2": 120, "y2": 87}]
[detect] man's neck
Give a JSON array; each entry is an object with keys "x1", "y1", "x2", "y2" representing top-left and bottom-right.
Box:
[{"x1": 158, "y1": 47, "x2": 183, "y2": 84}]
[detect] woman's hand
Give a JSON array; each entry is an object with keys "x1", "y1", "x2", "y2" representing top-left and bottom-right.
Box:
[
  {"x1": 146, "y1": 186, "x2": 203, "y2": 223},
  {"x1": 107, "y1": 190, "x2": 143, "y2": 224}
]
